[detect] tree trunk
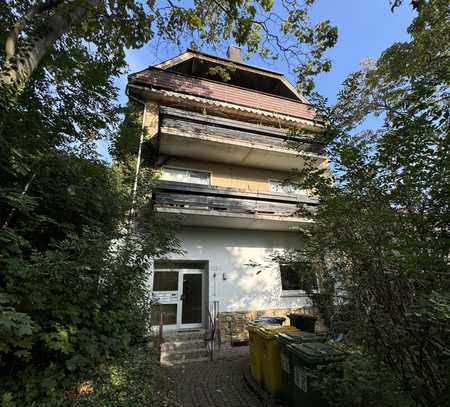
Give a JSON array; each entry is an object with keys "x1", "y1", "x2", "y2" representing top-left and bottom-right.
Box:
[{"x1": 0, "y1": 0, "x2": 100, "y2": 104}]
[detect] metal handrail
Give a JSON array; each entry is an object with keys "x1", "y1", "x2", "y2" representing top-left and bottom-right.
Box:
[
  {"x1": 156, "y1": 310, "x2": 163, "y2": 364},
  {"x1": 205, "y1": 301, "x2": 220, "y2": 360}
]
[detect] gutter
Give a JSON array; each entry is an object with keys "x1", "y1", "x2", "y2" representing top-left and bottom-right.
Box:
[{"x1": 125, "y1": 87, "x2": 147, "y2": 218}]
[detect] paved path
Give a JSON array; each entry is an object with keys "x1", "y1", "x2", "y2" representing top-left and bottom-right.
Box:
[{"x1": 166, "y1": 347, "x2": 265, "y2": 407}]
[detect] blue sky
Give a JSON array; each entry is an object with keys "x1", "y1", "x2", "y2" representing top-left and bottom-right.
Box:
[{"x1": 97, "y1": 1, "x2": 415, "y2": 160}]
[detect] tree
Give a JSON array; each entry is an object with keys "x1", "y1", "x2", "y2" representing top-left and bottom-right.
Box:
[
  {"x1": 286, "y1": 1, "x2": 450, "y2": 405},
  {"x1": 0, "y1": 2, "x2": 175, "y2": 402},
  {"x1": 0, "y1": 79, "x2": 179, "y2": 403}
]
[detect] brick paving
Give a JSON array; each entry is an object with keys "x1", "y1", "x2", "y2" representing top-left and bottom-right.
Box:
[{"x1": 166, "y1": 346, "x2": 265, "y2": 407}]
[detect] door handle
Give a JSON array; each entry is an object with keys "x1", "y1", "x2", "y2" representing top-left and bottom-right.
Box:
[{"x1": 180, "y1": 294, "x2": 185, "y2": 301}]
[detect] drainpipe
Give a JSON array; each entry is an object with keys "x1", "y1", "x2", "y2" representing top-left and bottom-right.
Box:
[{"x1": 125, "y1": 87, "x2": 147, "y2": 222}]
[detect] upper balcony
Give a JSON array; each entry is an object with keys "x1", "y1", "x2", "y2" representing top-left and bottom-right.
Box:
[
  {"x1": 157, "y1": 106, "x2": 326, "y2": 172},
  {"x1": 153, "y1": 180, "x2": 317, "y2": 232}
]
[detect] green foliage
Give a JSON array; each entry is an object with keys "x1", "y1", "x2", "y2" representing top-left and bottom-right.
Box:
[
  {"x1": 0, "y1": 345, "x2": 177, "y2": 406},
  {"x1": 77, "y1": 345, "x2": 177, "y2": 406},
  {"x1": 207, "y1": 65, "x2": 237, "y2": 82},
  {"x1": 317, "y1": 350, "x2": 416, "y2": 407},
  {"x1": 286, "y1": 1, "x2": 450, "y2": 406},
  {"x1": 0, "y1": 193, "x2": 175, "y2": 403},
  {"x1": 1, "y1": 0, "x2": 337, "y2": 105},
  {"x1": 0, "y1": 10, "x2": 176, "y2": 403}
]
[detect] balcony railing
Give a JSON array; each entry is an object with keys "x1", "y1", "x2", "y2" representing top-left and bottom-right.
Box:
[
  {"x1": 153, "y1": 181, "x2": 317, "y2": 219},
  {"x1": 160, "y1": 106, "x2": 324, "y2": 156}
]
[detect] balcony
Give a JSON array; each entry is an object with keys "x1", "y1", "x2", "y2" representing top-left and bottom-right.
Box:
[
  {"x1": 153, "y1": 181, "x2": 317, "y2": 231},
  {"x1": 158, "y1": 106, "x2": 326, "y2": 172}
]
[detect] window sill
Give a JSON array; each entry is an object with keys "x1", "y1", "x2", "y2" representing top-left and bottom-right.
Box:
[
  {"x1": 281, "y1": 290, "x2": 319, "y2": 298},
  {"x1": 281, "y1": 290, "x2": 307, "y2": 298}
]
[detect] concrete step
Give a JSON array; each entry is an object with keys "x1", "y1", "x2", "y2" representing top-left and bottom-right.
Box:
[
  {"x1": 161, "y1": 338, "x2": 205, "y2": 352},
  {"x1": 163, "y1": 355, "x2": 211, "y2": 366},
  {"x1": 157, "y1": 329, "x2": 213, "y2": 366},
  {"x1": 162, "y1": 329, "x2": 206, "y2": 342},
  {"x1": 161, "y1": 347, "x2": 210, "y2": 364}
]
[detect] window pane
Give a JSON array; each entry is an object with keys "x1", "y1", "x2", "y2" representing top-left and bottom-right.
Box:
[
  {"x1": 280, "y1": 263, "x2": 317, "y2": 291},
  {"x1": 153, "y1": 271, "x2": 178, "y2": 291},
  {"x1": 269, "y1": 180, "x2": 308, "y2": 196},
  {"x1": 151, "y1": 304, "x2": 177, "y2": 325},
  {"x1": 181, "y1": 274, "x2": 203, "y2": 324},
  {"x1": 269, "y1": 180, "x2": 284, "y2": 193},
  {"x1": 280, "y1": 264, "x2": 301, "y2": 290},
  {"x1": 190, "y1": 170, "x2": 210, "y2": 185},
  {"x1": 161, "y1": 167, "x2": 188, "y2": 182},
  {"x1": 161, "y1": 167, "x2": 210, "y2": 185}
]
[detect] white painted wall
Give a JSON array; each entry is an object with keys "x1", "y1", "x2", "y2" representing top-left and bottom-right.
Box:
[{"x1": 163, "y1": 226, "x2": 311, "y2": 312}]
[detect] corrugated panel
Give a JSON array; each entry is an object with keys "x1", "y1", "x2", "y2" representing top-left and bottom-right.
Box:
[{"x1": 129, "y1": 69, "x2": 316, "y2": 121}]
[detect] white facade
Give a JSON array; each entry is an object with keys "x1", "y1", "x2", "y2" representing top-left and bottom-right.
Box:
[{"x1": 154, "y1": 226, "x2": 311, "y2": 313}]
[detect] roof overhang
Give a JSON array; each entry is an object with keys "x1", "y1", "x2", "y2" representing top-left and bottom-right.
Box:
[{"x1": 128, "y1": 83, "x2": 322, "y2": 131}]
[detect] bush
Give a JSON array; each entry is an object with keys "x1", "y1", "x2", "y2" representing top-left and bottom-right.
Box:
[
  {"x1": 0, "y1": 229, "x2": 155, "y2": 404},
  {"x1": 75, "y1": 344, "x2": 178, "y2": 407},
  {"x1": 316, "y1": 349, "x2": 416, "y2": 407},
  {"x1": 0, "y1": 345, "x2": 178, "y2": 407}
]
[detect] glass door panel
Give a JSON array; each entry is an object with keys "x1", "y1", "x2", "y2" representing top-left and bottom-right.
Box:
[
  {"x1": 152, "y1": 271, "x2": 179, "y2": 328},
  {"x1": 150, "y1": 304, "x2": 178, "y2": 325},
  {"x1": 153, "y1": 271, "x2": 178, "y2": 291},
  {"x1": 181, "y1": 273, "x2": 203, "y2": 326}
]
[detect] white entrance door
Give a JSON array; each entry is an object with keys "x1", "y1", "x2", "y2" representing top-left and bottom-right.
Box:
[{"x1": 152, "y1": 268, "x2": 204, "y2": 330}]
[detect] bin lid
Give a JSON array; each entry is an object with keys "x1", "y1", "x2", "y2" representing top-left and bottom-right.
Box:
[
  {"x1": 247, "y1": 323, "x2": 258, "y2": 333},
  {"x1": 287, "y1": 342, "x2": 346, "y2": 364},
  {"x1": 247, "y1": 322, "x2": 274, "y2": 333},
  {"x1": 253, "y1": 316, "x2": 286, "y2": 325},
  {"x1": 258, "y1": 325, "x2": 297, "y2": 340},
  {"x1": 288, "y1": 313, "x2": 317, "y2": 321},
  {"x1": 276, "y1": 331, "x2": 324, "y2": 345}
]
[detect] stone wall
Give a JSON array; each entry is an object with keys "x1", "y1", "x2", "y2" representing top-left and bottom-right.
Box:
[{"x1": 217, "y1": 307, "x2": 325, "y2": 345}]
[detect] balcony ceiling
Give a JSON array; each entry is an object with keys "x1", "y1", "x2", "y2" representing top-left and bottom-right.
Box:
[
  {"x1": 155, "y1": 207, "x2": 312, "y2": 232},
  {"x1": 159, "y1": 131, "x2": 323, "y2": 172},
  {"x1": 158, "y1": 106, "x2": 325, "y2": 172}
]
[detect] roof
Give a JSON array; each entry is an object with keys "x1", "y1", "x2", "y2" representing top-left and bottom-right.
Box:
[
  {"x1": 128, "y1": 68, "x2": 316, "y2": 122},
  {"x1": 155, "y1": 48, "x2": 284, "y2": 76},
  {"x1": 151, "y1": 48, "x2": 309, "y2": 104}
]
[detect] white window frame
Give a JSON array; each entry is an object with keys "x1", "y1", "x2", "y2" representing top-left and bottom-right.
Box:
[{"x1": 160, "y1": 166, "x2": 212, "y2": 186}]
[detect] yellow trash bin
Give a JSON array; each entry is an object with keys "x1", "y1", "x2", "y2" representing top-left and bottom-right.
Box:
[
  {"x1": 247, "y1": 323, "x2": 267, "y2": 384},
  {"x1": 259, "y1": 325, "x2": 298, "y2": 395}
]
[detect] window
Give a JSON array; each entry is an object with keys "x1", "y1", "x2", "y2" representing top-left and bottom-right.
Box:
[
  {"x1": 280, "y1": 262, "x2": 317, "y2": 293},
  {"x1": 153, "y1": 271, "x2": 178, "y2": 291},
  {"x1": 269, "y1": 179, "x2": 307, "y2": 196},
  {"x1": 161, "y1": 167, "x2": 211, "y2": 185}
]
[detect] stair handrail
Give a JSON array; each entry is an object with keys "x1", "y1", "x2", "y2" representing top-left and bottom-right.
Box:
[
  {"x1": 156, "y1": 310, "x2": 163, "y2": 364},
  {"x1": 205, "y1": 300, "x2": 220, "y2": 360}
]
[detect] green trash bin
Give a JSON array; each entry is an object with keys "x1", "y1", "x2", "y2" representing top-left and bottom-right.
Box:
[
  {"x1": 276, "y1": 332, "x2": 325, "y2": 406},
  {"x1": 288, "y1": 313, "x2": 318, "y2": 333},
  {"x1": 287, "y1": 342, "x2": 347, "y2": 407}
]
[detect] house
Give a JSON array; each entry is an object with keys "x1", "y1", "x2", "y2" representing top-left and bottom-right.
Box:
[{"x1": 127, "y1": 46, "x2": 326, "y2": 342}]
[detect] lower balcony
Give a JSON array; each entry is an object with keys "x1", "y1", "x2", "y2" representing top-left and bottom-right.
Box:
[{"x1": 153, "y1": 181, "x2": 317, "y2": 231}]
